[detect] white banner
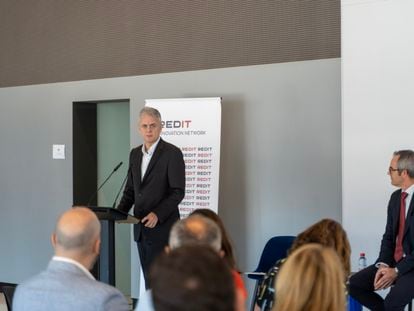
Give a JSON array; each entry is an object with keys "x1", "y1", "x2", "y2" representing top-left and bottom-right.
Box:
[{"x1": 145, "y1": 97, "x2": 221, "y2": 217}]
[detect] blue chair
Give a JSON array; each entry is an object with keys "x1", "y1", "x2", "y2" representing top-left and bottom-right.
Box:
[
  {"x1": 245, "y1": 235, "x2": 295, "y2": 311},
  {"x1": 348, "y1": 296, "x2": 362, "y2": 311}
]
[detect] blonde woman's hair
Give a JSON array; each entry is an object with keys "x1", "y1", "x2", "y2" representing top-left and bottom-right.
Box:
[{"x1": 273, "y1": 244, "x2": 346, "y2": 311}]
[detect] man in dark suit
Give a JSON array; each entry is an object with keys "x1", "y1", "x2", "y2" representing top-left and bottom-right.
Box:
[
  {"x1": 117, "y1": 106, "x2": 185, "y2": 287},
  {"x1": 349, "y1": 150, "x2": 414, "y2": 311}
]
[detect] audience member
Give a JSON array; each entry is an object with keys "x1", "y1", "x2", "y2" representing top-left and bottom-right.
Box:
[
  {"x1": 273, "y1": 244, "x2": 346, "y2": 311},
  {"x1": 189, "y1": 209, "x2": 247, "y2": 303},
  {"x1": 190, "y1": 208, "x2": 237, "y2": 268},
  {"x1": 150, "y1": 245, "x2": 236, "y2": 311},
  {"x1": 13, "y1": 207, "x2": 129, "y2": 311},
  {"x1": 168, "y1": 214, "x2": 222, "y2": 252},
  {"x1": 255, "y1": 218, "x2": 351, "y2": 311},
  {"x1": 136, "y1": 214, "x2": 246, "y2": 311}
]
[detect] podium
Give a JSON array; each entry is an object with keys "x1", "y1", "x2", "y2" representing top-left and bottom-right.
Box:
[{"x1": 89, "y1": 207, "x2": 139, "y2": 285}]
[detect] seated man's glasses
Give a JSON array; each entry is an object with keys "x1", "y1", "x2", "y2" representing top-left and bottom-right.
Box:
[{"x1": 388, "y1": 166, "x2": 399, "y2": 173}]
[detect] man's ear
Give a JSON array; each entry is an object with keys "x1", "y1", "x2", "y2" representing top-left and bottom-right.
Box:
[
  {"x1": 51, "y1": 233, "x2": 57, "y2": 248},
  {"x1": 164, "y1": 246, "x2": 171, "y2": 254},
  {"x1": 93, "y1": 239, "x2": 101, "y2": 256}
]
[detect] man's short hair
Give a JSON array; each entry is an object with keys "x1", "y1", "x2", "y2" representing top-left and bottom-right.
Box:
[
  {"x1": 168, "y1": 215, "x2": 222, "y2": 252},
  {"x1": 139, "y1": 106, "x2": 161, "y2": 122},
  {"x1": 150, "y1": 245, "x2": 235, "y2": 311},
  {"x1": 394, "y1": 150, "x2": 414, "y2": 178}
]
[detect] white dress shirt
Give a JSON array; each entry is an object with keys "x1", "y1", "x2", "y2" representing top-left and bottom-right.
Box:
[
  {"x1": 402, "y1": 184, "x2": 414, "y2": 217},
  {"x1": 141, "y1": 137, "x2": 160, "y2": 181}
]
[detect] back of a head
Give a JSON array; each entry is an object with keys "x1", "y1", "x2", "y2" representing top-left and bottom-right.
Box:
[
  {"x1": 189, "y1": 208, "x2": 237, "y2": 268},
  {"x1": 150, "y1": 245, "x2": 235, "y2": 311},
  {"x1": 274, "y1": 244, "x2": 345, "y2": 311},
  {"x1": 168, "y1": 215, "x2": 222, "y2": 252},
  {"x1": 54, "y1": 206, "x2": 101, "y2": 256},
  {"x1": 289, "y1": 218, "x2": 351, "y2": 277}
]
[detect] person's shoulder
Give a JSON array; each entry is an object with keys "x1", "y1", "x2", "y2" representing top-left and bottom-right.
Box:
[
  {"x1": 129, "y1": 146, "x2": 143, "y2": 161},
  {"x1": 130, "y1": 146, "x2": 142, "y2": 154},
  {"x1": 390, "y1": 189, "x2": 402, "y2": 199},
  {"x1": 16, "y1": 270, "x2": 48, "y2": 290},
  {"x1": 86, "y1": 279, "x2": 122, "y2": 295},
  {"x1": 159, "y1": 139, "x2": 182, "y2": 153},
  {"x1": 82, "y1": 280, "x2": 129, "y2": 308},
  {"x1": 13, "y1": 270, "x2": 51, "y2": 307}
]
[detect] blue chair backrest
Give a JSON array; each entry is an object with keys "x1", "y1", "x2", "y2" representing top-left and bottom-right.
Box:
[
  {"x1": 348, "y1": 296, "x2": 362, "y2": 311},
  {"x1": 255, "y1": 235, "x2": 296, "y2": 274}
]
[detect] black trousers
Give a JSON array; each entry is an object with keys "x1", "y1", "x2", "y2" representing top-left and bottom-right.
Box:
[
  {"x1": 137, "y1": 238, "x2": 167, "y2": 289},
  {"x1": 349, "y1": 264, "x2": 414, "y2": 311}
]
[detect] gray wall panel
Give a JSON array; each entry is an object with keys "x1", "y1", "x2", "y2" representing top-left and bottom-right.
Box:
[
  {"x1": 0, "y1": 89, "x2": 73, "y2": 279},
  {"x1": 0, "y1": 0, "x2": 340, "y2": 87},
  {"x1": 0, "y1": 60, "x2": 340, "y2": 301}
]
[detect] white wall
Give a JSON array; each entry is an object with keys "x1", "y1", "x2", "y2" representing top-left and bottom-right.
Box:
[{"x1": 342, "y1": 0, "x2": 414, "y2": 270}]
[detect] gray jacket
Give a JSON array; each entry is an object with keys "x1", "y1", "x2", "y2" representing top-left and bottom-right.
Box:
[{"x1": 13, "y1": 259, "x2": 129, "y2": 311}]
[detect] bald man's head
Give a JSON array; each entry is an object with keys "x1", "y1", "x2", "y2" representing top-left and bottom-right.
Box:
[
  {"x1": 53, "y1": 207, "x2": 101, "y2": 256},
  {"x1": 168, "y1": 215, "x2": 222, "y2": 252}
]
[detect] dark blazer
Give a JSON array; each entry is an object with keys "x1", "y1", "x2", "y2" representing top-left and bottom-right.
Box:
[
  {"x1": 377, "y1": 189, "x2": 414, "y2": 275},
  {"x1": 117, "y1": 138, "x2": 185, "y2": 242}
]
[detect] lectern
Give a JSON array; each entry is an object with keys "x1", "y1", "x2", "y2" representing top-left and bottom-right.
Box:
[{"x1": 89, "y1": 207, "x2": 139, "y2": 285}]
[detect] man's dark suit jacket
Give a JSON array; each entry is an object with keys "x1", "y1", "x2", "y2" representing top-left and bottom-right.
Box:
[
  {"x1": 377, "y1": 189, "x2": 414, "y2": 275},
  {"x1": 117, "y1": 138, "x2": 185, "y2": 243}
]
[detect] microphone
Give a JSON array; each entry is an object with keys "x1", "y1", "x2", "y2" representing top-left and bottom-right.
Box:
[
  {"x1": 112, "y1": 173, "x2": 128, "y2": 208},
  {"x1": 113, "y1": 161, "x2": 123, "y2": 172},
  {"x1": 87, "y1": 161, "x2": 123, "y2": 207}
]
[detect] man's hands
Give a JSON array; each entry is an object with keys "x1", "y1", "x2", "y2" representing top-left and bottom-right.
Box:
[
  {"x1": 374, "y1": 265, "x2": 398, "y2": 290},
  {"x1": 141, "y1": 212, "x2": 158, "y2": 228}
]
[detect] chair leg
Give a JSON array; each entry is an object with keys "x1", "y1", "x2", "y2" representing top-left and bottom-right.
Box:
[{"x1": 249, "y1": 281, "x2": 259, "y2": 311}]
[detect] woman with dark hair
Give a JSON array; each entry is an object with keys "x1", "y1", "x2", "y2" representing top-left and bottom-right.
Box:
[
  {"x1": 189, "y1": 209, "x2": 247, "y2": 307},
  {"x1": 189, "y1": 208, "x2": 237, "y2": 269},
  {"x1": 255, "y1": 218, "x2": 351, "y2": 311}
]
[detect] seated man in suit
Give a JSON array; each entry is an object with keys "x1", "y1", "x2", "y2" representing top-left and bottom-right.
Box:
[
  {"x1": 349, "y1": 150, "x2": 414, "y2": 311},
  {"x1": 13, "y1": 206, "x2": 129, "y2": 311}
]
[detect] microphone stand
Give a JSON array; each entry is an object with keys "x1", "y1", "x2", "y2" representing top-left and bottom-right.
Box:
[
  {"x1": 112, "y1": 173, "x2": 128, "y2": 208},
  {"x1": 87, "y1": 162, "x2": 123, "y2": 207}
]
